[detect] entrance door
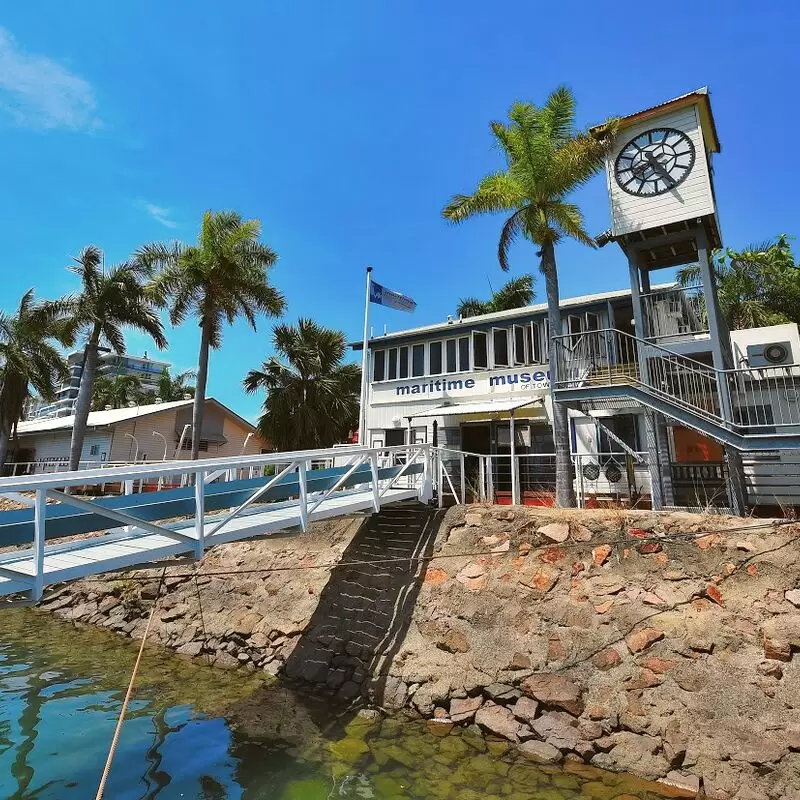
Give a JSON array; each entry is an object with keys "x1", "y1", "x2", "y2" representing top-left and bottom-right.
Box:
[{"x1": 461, "y1": 424, "x2": 491, "y2": 501}]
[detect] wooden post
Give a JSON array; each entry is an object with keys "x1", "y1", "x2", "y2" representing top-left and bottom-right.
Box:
[
  {"x1": 32, "y1": 488, "x2": 46, "y2": 601},
  {"x1": 510, "y1": 410, "x2": 519, "y2": 506},
  {"x1": 298, "y1": 461, "x2": 309, "y2": 531},
  {"x1": 194, "y1": 470, "x2": 205, "y2": 559},
  {"x1": 369, "y1": 453, "x2": 381, "y2": 512}
]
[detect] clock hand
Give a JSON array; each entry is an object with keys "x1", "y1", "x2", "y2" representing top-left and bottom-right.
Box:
[{"x1": 645, "y1": 152, "x2": 676, "y2": 187}]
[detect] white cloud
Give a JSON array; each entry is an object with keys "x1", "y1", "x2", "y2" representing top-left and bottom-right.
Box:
[
  {"x1": 144, "y1": 203, "x2": 178, "y2": 229},
  {"x1": 0, "y1": 27, "x2": 98, "y2": 130}
]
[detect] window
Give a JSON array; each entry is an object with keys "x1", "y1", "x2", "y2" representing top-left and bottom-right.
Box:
[
  {"x1": 473, "y1": 331, "x2": 488, "y2": 369},
  {"x1": 181, "y1": 439, "x2": 209, "y2": 452},
  {"x1": 387, "y1": 347, "x2": 398, "y2": 380},
  {"x1": 412, "y1": 344, "x2": 425, "y2": 377},
  {"x1": 597, "y1": 415, "x2": 640, "y2": 455},
  {"x1": 458, "y1": 337, "x2": 470, "y2": 372},
  {"x1": 493, "y1": 328, "x2": 509, "y2": 367},
  {"x1": 372, "y1": 349, "x2": 385, "y2": 382},
  {"x1": 567, "y1": 315, "x2": 583, "y2": 346},
  {"x1": 446, "y1": 339, "x2": 457, "y2": 372},
  {"x1": 89, "y1": 444, "x2": 99, "y2": 456},
  {"x1": 430, "y1": 341, "x2": 443, "y2": 375},
  {"x1": 586, "y1": 312, "x2": 600, "y2": 332},
  {"x1": 530, "y1": 321, "x2": 542, "y2": 364},
  {"x1": 399, "y1": 346, "x2": 409, "y2": 379},
  {"x1": 513, "y1": 325, "x2": 526, "y2": 365}
]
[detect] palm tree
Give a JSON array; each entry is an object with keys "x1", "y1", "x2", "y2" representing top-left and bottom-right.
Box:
[
  {"x1": 677, "y1": 235, "x2": 800, "y2": 330},
  {"x1": 155, "y1": 367, "x2": 196, "y2": 402},
  {"x1": 457, "y1": 274, "x2": 535, "y2": 318},
  {"x1": 442, "y1": 87, "x2": 617, "y2": 507},
  {"x1": 63, "y1": 247, "x2": 167, "y2": 470},
  {"x1": 91, "y1": 373, "x2": 144, "y2": 410},
  {"x1": 137, "y1": 211, "x2": 285, "y2": 459},
  {"x1": 244, "y1": 318, "x2": 361, "y2": 451},
  {"x1": 0, "y1": 290, "x2": 74, "y2": 469}
]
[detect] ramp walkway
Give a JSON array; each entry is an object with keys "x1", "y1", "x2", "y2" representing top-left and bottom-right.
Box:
[{"x1": 0, "y1": 444, "x2": 432, "y2": 601}]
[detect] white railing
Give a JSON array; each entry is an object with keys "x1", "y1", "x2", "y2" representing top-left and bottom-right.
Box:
[
  {"x1": 553, "y1": 328, "x2": 800, "y2": 435},
  {"x1": 640, "y1": 285, "x2": 707, "y2": 340},
  {"x1": 0, "y1": 443, "x2": 433, "y2": 600}
]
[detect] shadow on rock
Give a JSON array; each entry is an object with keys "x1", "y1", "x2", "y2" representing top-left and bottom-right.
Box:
[{"x1": 280, "y1": 502, "x2": 441, "y2": 708}]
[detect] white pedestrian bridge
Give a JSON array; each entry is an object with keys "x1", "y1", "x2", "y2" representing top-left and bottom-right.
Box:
[{"x1": 0, "y1": 444, "x2": 436, "y2": 602}]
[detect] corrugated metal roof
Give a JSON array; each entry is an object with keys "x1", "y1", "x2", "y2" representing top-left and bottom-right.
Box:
[
  {"x1": 353, "y1": 283, "x2": 675, "y2": 348},
  {"x1": 592, "y1": 87, "x2": 720, "y2": 153},
  {"x1": 17, "y1": 398, "x2": 256, "y2": 436}
]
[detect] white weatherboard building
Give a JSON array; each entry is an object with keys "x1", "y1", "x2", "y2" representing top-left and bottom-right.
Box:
[
  {"x1": 8, "y1": 398, "x2": 266, "y2": 474},
  {"x1": 356, "y1": 89, "x2": 800, "y2": 512}
]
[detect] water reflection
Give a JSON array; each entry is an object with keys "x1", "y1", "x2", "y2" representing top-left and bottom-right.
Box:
[{"x1": 0, "y1": 610, "x2": 682, "y2": 800}]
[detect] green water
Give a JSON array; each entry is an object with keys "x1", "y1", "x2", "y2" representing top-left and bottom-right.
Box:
[{"x1": 0, "y1": 610, "x2": 679, "y2": 799}]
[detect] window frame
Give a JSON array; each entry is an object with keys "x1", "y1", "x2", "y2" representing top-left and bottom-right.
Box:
[
  {"x1": 429, "y1": 341, "x2": 443, "y2": 375},
  {"x1": 411, "y1": 344, "x2": 425, "y2": 377},
  {"x1": 387, "y1": 347, "x2": 399, "y2": 381},
  {"x1": 457, "y1": 336, "x2": 471, "y2": 372},
  {"x1": 472, "y1": 330, "x2": 489, "y2": 370},
  {"x1": 445, "y1": 339, "x2": 458, "y2": 373},
  {"x1": 492, "y1": 327, "x2": 510, "y2": 368},
  {"x1": 513, "y1": 324, "x2": 527, "y2": 366},
  {"x1": 372, "y1": 349, "x2": 386, "y2": 382}
]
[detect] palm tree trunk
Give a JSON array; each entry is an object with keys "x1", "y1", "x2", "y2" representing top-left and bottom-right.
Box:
[
  {"x1": 191, "y1": 321, "x2": 211, "y2": 460},
  {"x1": 69, "y1": 336, "x2": 100, "y2": 471},
  {"x1": 0, "y1": 423, "x2": 9, "y2": 474},
  {"x1": 541, "y1": 241, "x2": 576, "y2": 508}
]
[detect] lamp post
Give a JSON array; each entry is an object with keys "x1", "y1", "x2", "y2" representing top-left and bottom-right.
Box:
[
  {"x1": 124, "y1": 433, "x2": 139, "y2": 464},
  {"x1": 152, "y1": 431, "x2": 168, "y2": 461}
]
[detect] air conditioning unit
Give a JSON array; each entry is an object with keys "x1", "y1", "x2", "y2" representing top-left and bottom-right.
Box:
[{"x1": 747, "y1": 341, "x2": 793, "y2": 367}]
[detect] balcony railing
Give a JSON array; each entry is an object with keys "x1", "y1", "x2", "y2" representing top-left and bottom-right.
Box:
[
  {"x1": 640, "y1": 285, "x2": 708, "y2": 341},
  {"x1": 553, "y1": 328, "x2": 800, "y2": 433}
]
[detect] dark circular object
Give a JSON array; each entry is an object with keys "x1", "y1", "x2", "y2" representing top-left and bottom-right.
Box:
[
  {"x1": 583, "y1": 462, "x2": 600, "y2": 481},
  {"x1": 764, "y1": 343, "x2": 789, "y2": 364},
  {"x1": 604, "y1": 464, "x2": 622, "y2": 483},
  {"x1": 614, "y1": 127, "x2": 696, "y2": 197}
]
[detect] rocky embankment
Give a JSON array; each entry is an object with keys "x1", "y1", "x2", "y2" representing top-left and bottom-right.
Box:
[{"x1": 37, "y1": 504, "x2": 800, "y2": 799}]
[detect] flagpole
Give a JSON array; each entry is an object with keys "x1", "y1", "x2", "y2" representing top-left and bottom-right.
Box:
[{"x1": 358, "y1": 266, "x2": 373, "y2": 446}]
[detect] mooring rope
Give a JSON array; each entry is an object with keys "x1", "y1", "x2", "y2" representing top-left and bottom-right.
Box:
[{"x1": 94, "y1": 567, "x2": 167, "y2": 800}]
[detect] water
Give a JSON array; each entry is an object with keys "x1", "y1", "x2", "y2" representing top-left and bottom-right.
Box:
[{"x1": 0, "y1": 610, "x2": 680, "y2": 800}]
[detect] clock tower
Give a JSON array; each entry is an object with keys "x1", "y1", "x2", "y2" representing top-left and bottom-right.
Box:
[{"x1": 595, "y1": 88, "x2": 746, "y2": 513}]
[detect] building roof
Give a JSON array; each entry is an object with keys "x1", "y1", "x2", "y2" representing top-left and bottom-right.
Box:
[
  {"x1": 352, "y1": 283, "x2": 675, "y2": 349},
  {"x1": 17, "y1": 398, "x2": 256, "y2": 436},
  {"x1": 591, "y1": 87, "x2": 720, "y2": 153}
]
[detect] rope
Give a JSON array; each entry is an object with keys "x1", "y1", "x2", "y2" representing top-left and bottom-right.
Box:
[
  {"x1": 94, "y1": 567, "x2": 167, "y2": 800},
  {"x1": 64, "y1": 517, "x2": 797, "y2": 588}
]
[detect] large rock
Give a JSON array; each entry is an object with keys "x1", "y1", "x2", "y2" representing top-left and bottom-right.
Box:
[
  {"x1": 761, "y1": 615, "x2": 800, "y2": 661},
  {"x1": 626, "y1": 628, "x2": 664, "y2": 653},
  {"x1": 474, "y1": 703, "x2": 521, "y2": 741},
  {"x1": 539, "y1": 523, "x2": 569, "y2": 543},
  {"x1": 530, "y1": 711, "x2": 580, "y2": 751},
  {"x1": 522, "y1": 674, "x2": 584, "y2": 716},
  {"x1": 593, "y1": 732, "x2": 669, "y2": 780},
  {"x1": 511, "y1": 696, "x2": 539, "y2": 725},
  {"x1": 518, "y1": 740, "x2": 562, "y2": 764},
  {"x1": 449, "y1": 696, "x2": 483, "y2": 724}
]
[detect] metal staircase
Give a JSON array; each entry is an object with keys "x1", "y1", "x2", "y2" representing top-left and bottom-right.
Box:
[{"x1": 553, "y1": 329, "x2": 800, "y2": 451}]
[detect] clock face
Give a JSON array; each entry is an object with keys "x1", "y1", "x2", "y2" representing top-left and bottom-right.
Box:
[{"x1": 614, "y1": 127, "x2": 696, "y2": 197}]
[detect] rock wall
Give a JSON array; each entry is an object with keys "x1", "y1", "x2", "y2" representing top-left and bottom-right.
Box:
[{"x1": 37, "y1": 503, "x2": 800, "y2": 799}]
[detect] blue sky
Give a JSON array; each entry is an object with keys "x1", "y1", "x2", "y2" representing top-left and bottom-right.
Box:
[{"x1": 1, "y1": 2, "x2": 798, "y2": 420}]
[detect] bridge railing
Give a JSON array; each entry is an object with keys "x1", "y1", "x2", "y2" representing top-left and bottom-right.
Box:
[{"x1": 0, "y1": 444, "x2": 433, "y2": 601}]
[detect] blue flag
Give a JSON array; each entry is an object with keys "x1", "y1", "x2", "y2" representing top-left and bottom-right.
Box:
[{"x1": 369, "y1": 280, "x2": 416, "y2": 313}]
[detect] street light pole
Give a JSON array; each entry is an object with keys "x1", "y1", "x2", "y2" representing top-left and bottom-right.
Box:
[
  {"x1": 124, "y1": 433, "x2": 139, "y2": 464},
  {"x1": 152, "y1": 431, "x2": 168, "y2": 461}
]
